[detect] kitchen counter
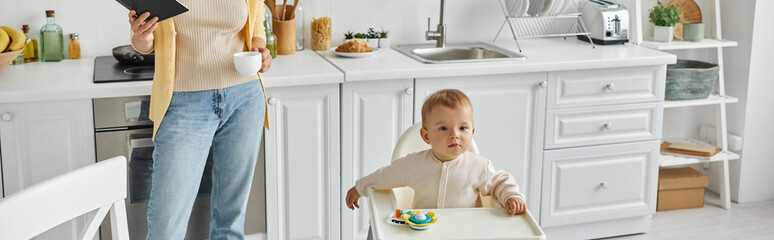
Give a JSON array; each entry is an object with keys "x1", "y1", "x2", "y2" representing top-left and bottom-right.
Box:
[
  {"x1": 0, "y1": 38, "x2": 675, "y2": 103},
  {"x1": 0, "y1": 50, "x2": 343, "y2": 103},
  {"x1": 319, "y1": 38, "x2": 676, "y2": 81}
]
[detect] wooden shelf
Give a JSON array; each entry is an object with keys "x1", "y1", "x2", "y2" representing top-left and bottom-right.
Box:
[
  {"x1": 640, "y1": 39, "x2": 737, "y2": 50},
  {"x1": 659, "y1": 138, "x2": 741, "y2": 167},
  {"x1": 660, "y1": 151, "x2": 740, "y2": 167},
  {"x1": 664, "y1": 94, "x2": 739, "y2": 108}
]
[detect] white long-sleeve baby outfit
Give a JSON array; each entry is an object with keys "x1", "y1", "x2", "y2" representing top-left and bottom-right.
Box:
[{"x1": 355, "y1": 149, "x2": 524, "y2": 209}]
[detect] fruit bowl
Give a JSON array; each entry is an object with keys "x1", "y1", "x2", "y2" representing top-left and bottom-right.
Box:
[{"x1": 0, "y1": 48, "x2": 23, "y2": 71}]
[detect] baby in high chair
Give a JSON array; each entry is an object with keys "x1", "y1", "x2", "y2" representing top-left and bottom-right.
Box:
[{"x1": 345, "y1": 89, "x2": 527, "y2": 216}]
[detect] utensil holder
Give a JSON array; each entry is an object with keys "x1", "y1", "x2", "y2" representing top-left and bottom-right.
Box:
[{"x1": 273, "y1": 18, "x2": 296, "y2": 55}]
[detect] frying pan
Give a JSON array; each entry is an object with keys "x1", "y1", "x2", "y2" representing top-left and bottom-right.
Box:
[{"x1": 112, "y1": 45, "x2": 154, "y2": 66}]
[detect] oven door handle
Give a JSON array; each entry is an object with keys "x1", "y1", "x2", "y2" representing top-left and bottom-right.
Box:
[{"x1": 130, "y1": 137, "x2": 154, "y2": 148}]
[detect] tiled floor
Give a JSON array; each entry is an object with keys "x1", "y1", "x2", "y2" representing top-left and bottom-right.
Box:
[{"x1": 605, "y1": 192, "x2": 774, "y2": 240}]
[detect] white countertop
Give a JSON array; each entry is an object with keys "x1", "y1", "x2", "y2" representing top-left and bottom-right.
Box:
[
  {"x1": 0, "y1": 38, "x2": 675, "y2": 104},
  {"x1": 0, "y1": 50, "x2": 343, "y2": 103},
  {"x1": 319, "y1": 38, "x2": 676, "y2": 81}
]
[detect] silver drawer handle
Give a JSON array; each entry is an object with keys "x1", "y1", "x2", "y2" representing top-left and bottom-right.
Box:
[
  {"x1": 539, "y1": 81, "x2": 547, "y2": 89},
  {"x1": 268, "y1": 97, "x2": 277, "y2": 105},
  {"x1": 606, "y1": 83, "x2": 615, "y2": 91},
  {"x1": 405, "y1": 87, "x2": 413, "y2": 95},
  {"x1": 1, "y1": 112, "x2": 12, "y2": 122},
  {"x1": 600, "y1": 181, "x2": 608, "y2": 189},
  {"x1": 603, "y1": 122, "x2": 612, "y2": 130}
]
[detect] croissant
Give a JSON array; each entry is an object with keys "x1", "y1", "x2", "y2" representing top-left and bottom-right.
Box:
[{"x1": 335, "y1": 39, "x2": 372, "y2": 53}]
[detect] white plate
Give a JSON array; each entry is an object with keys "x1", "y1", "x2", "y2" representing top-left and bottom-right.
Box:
[
  {"x1": 330, "y1": 47, "x2": 379, "y2": 58},
  {"x1": 540, "y1": 0, "x2": 555, "y2": 15},
  {"x1": 507, "y1": 0, "x2": 529, "y2": 17},
  {"x1": 519, "y1": 0, "x2": 530, "y2": 16},
  {"x1": 528, "y1": 0, "x2": 545, "y2": 16}
]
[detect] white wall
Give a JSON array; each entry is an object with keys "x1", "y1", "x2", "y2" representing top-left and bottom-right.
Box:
[
  {"x1": 329, "y1": 0, "x2": 508, "y2": 46},
  {"x1": 0, "y1": 0, "x2": 511, "y2": 58},
  {"x1": 0, "y1": 0, "x2": 131, "y2": 58},
  {"x1": 726, "y1": 0, "x2": 774, "y2": 203},
  {"x1": 720, "y1": 0, "x2": 754, "y2": 202}
]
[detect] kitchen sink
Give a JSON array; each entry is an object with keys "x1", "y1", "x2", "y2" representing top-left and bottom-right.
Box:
[{"x1": 393, "y1": 42, "x2": 526, "y2": 64}]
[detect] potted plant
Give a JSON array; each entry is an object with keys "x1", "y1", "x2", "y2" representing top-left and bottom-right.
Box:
[
  {"x1": 343, "y1": 31, "x2": 354, "y2": 44},
  {"x1": 366, "y1": 28, "x2": 379, "y2": 48},
  {"x1": 649, "y1": 1, "x2": 681, "y2": 42},
  {"x1": 378, "y1": 29, "x2": 390, "y2": 48},
  {"x1": 354, "y1": 32, "x2": 367, "y2": 39}
]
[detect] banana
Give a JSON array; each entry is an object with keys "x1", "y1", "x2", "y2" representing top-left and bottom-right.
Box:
[
  {"x1": 0, "y1": 28, "x2": 9, "y2": 52},
  {"x1": 0, "y1": 26, "x2": 25, "y2": 51}
]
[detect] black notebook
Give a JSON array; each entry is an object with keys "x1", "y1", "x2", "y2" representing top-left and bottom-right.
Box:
[{"x1": 117, "y1": 0, "x2": 189, "y2": 22}]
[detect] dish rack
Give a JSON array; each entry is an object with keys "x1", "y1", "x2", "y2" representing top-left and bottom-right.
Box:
[{"x1": 494, "y1": 0, "x2": 594, "y2": 52}]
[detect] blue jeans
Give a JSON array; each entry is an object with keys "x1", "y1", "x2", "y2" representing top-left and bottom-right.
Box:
[{"x1": 147, "y1": 80, "x2": 265, "y2": 240}]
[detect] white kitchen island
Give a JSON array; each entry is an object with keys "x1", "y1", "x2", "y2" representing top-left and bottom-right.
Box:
[{"x1": 0, "y1": 38, "x2": 675, "y2": 240}]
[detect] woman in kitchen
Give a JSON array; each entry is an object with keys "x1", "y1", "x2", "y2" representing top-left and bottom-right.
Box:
[{"x1": 127, "y1": 0, "x2": 271, "y2": 238}]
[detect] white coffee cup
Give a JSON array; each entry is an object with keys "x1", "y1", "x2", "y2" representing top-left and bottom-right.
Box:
[{"x1": 233, "y1": 51, "x2": 262, "y2": 75}]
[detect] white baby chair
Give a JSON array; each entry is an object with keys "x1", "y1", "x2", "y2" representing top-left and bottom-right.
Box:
[
  {"x1": 0, "y1": 156, "x2": 130, "y2": 240},
  {"x1": 366, "y1": 122, "x2": 545, "y2": 240}
]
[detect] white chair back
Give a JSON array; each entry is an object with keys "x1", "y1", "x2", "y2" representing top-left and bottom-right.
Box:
[
  {"x1": 0, "y1": 156, "x2": 130, "y2": 240},
  {"x1": 389, "y1": 122, "x2": 496, "y2": 208}
]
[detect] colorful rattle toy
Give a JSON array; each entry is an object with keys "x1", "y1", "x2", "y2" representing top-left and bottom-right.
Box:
[{"x1": 401, "y1": 210, "x2": 438, "y2": 230}]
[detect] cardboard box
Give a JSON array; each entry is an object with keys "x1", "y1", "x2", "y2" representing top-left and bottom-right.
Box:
[{"x1": 657, "y1": 167, "x2": 709, "y2": 211}]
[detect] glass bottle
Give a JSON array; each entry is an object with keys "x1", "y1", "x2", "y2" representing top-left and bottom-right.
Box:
[
  {"x1": 11, "y1": 54, "x2": 25, "y2": 65},
  {"x1": 295, "y1": 4, "x2": 304, "y2": 51},
  {"x1": 40, "y1": 10, "x2": 64, "y2": 62},
  {"x1": 264, "y1": 12, "x2": 277, "y2": 58},
  {"x1": 69, "y1": 33, "x2": 80, "y2": 59},
  {"x1": 22, "y1": 24, "x2": 39, "y2": 62}
]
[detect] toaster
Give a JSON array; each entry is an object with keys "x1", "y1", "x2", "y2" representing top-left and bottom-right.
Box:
[{"x1": 577, "y1": 0, "x2": 629, "y2": 45}]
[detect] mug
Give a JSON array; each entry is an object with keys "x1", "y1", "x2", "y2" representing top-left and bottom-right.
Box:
[
  {"x1": 683, "y1": 22, "x2": 704, "y2": 42},
  {"x1": 233, "y1": 51, "x2": 262, "y2": 75}
]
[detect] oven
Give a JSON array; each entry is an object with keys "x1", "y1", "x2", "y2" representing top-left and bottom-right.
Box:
[{"x1": 94, "y1": 96, "x2": 213, "y2": 240}]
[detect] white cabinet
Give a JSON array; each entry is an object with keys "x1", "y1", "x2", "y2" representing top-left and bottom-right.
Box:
[
  {"x1": 341, "y1": 79, "x2": 414, "y2": 240},
  {"x1": 264, "y1": 84, "x2": 340, "y2": 240},
  {"x1": 545, "y1": 103, "x2": 662, "y2": 149},
  {"x1": 415, "y1": 73, "x2": 547, "y2": 213},
  {"x1": 547, "y1": 66, "x2": 664, "y2": 109},
  {"x1": 0, "y1": 99, "x2": 95, "y2": 239},
  {"x1": 541, "y1": 66, "x2": 666, "y2": 239},
  {"x1": 540, "y1": 141, "x2": 659, "y2": 227}
]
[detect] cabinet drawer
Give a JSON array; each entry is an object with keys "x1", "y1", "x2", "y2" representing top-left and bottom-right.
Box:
[
  {"x1": 545, "y1": 103, "x2": 662, "y2": 149},
  {"x1": 548, "y1": 66, "x2": 665, "y2": 108},
  {"x1": 540, "y1": 141, "x2": 659, "y2": 227}
]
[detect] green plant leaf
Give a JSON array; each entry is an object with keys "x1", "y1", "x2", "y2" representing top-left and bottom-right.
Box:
[{"x1": 649, "y1": 1, "x2": 682, "y2": 27}]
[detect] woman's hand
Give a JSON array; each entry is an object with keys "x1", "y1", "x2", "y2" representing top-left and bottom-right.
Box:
[
  {"x1": 128, "y1": 10, "x2": 158, "y2": 53},
  {"x1": 345, "y1": 187, "x2": 361, "y2": 210},
  {"x1": 506, "y1": 197, "x2": 526, "y2": 216},
  {"x1": 251, "y1": 46, "x2": 272, "y2": 73}
]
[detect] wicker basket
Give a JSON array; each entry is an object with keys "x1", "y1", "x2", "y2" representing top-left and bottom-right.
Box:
[{"x1": 665, "y1": 60, "x2": 719, "y2": 100}]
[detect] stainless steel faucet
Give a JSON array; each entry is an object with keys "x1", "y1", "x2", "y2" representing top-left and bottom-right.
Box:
[{"x1": 425, "y1": 0, "x2": 447, "y2": 48}]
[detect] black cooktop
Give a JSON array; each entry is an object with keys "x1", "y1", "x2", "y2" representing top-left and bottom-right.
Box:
[{"x1": 93, "y1": 56, "x2": 154, "y2": 83}]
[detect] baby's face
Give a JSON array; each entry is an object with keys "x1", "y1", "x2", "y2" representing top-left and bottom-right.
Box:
[{"x1": 420, "y1": 105, "x2": 475, "y2": 161}]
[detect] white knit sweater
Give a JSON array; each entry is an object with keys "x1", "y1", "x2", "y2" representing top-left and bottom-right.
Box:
[
  {"x1": 173, "y1": 0, "x2": 258, "y2": 91},
  {"x1": 355, "y1": 149, "x2": 524, "y2": 209}
]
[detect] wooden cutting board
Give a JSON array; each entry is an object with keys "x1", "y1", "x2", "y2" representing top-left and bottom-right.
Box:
[
  {"x1": 669, "y1": 0, "x2": 703, "y2": 40},
  {"x1": 661, "y1": 141, "x2": 721, "y2": 157}
]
